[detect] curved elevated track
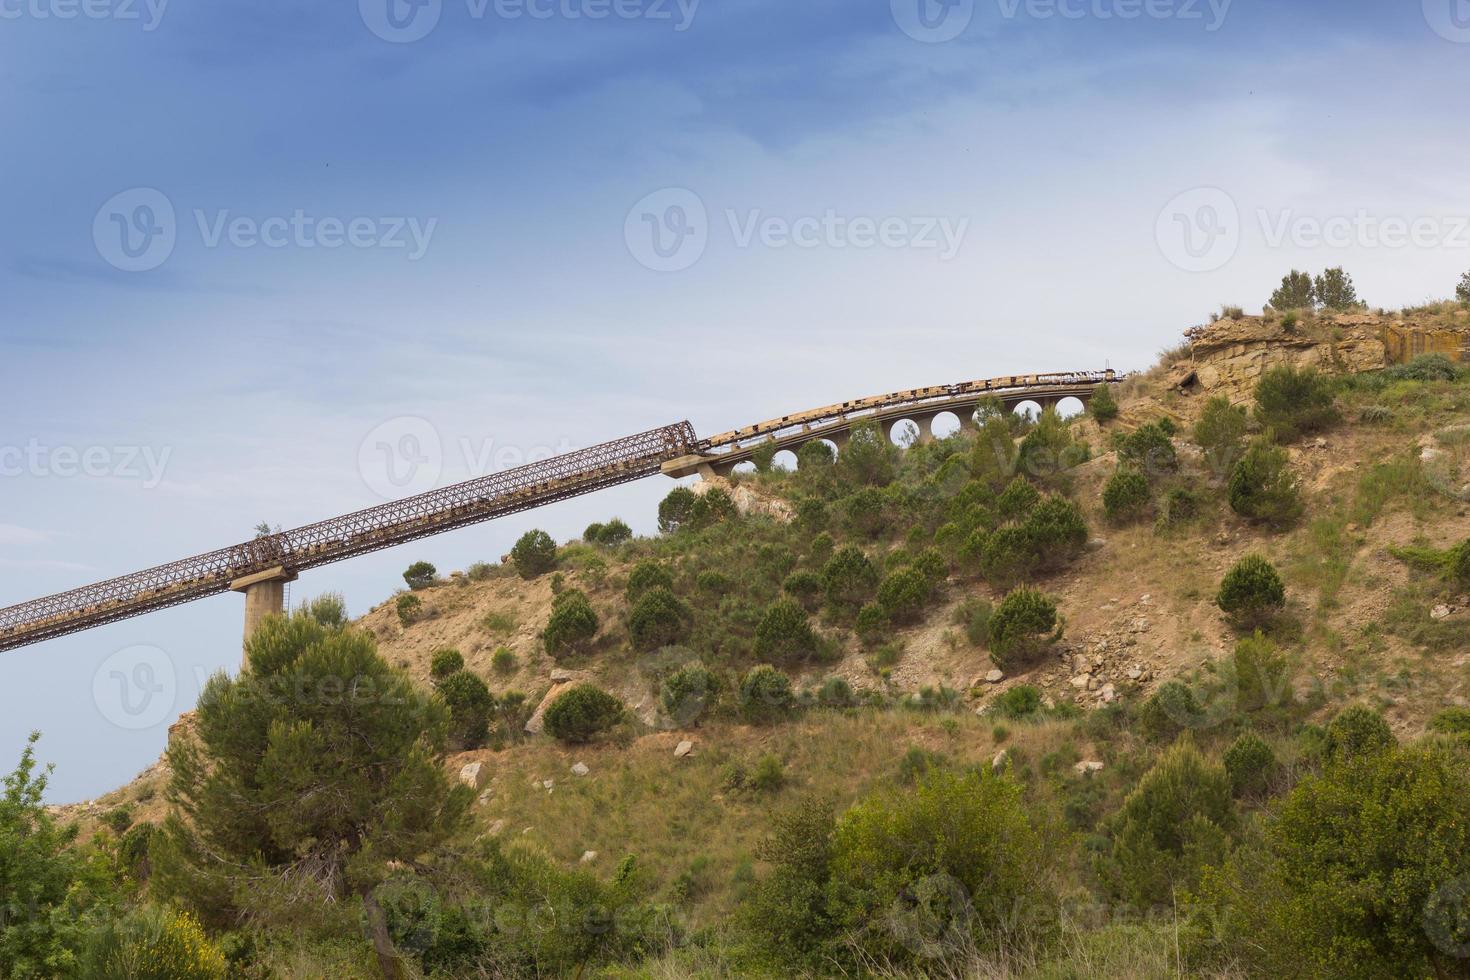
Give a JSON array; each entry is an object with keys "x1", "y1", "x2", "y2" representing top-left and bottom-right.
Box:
[{"x1": 0, "y1": 370, "x2": 1115, "y2": 653}]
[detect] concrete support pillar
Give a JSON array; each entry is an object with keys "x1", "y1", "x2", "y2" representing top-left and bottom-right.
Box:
[
  {"x1": 230, "y1": 566, "x2": 297, "y2": 666},
  {"x1": 915, "y1": 414, "x2": 940, "y2": 445},
  {"x1": 696, "y1": 462, "x2": 719, "y2": 481}
]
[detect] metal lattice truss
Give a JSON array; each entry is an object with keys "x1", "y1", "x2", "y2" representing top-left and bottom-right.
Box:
[
  {"x1": 0, "y1": 422, "x2": 697, "y2": 652},
  {"x1": 0, "y1": 370, "x2": 1122, "y2": 655}
]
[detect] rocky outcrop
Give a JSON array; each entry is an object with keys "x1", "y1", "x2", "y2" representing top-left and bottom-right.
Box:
[
  {"x1": 1165, "y1": 310, "x2": 1470, "y2": 402},
  {"x1": 692, "y1": 477, "x2": 795, "y2": 523}
]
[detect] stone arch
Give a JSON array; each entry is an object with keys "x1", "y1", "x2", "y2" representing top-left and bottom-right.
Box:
[
  {"x1": 885, "y1": 418, "x2": 921, "y2": 447},
  {"x1": 772, "y1": 448, "x2": 799, "y2": 472},
  {"x1": 928, "y1": 410, "x2": 962, "y2": 439},
  {"x1": 1056, "y1": 396, "x2": 1086, "y2": 419}
]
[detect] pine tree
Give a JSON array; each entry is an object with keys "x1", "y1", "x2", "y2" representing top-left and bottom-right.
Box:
[{"x1": 1269, "y1": 270, "x2": 1315, "y2": 310}]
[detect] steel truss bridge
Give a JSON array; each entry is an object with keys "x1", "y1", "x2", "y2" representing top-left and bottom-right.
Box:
[{"x1": 0, "y1": 370, "x2": 1115, "y2": 653}]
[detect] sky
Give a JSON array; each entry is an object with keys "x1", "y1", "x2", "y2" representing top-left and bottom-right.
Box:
[{"x1": 2, "y1": 0, "x2": 1469, "y2": 802}]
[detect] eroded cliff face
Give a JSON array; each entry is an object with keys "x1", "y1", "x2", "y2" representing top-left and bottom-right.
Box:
[{"x1": 1166, "y1": 310, "x2": 1470, "y2": 401}]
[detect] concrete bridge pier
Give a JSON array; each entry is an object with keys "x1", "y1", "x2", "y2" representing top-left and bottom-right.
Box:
[{"x1": 230, "y1": 566, "x2": 297, "y2": 665}]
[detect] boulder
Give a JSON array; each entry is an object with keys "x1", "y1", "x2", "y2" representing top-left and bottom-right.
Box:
[
  {"x1": 674, "y1": 740, "x2": 694, "y2": 759},
  {"x1": 985, "y1": 669, "x2": 1005, "y2": 684},
  {"x1": 458, "y1": 762, "x2": 487, "y2": 791},
  {"x1": 571, "y1": 762, "x2": 590, "y2": 777},
  {"x1": 1074, "y1": 760, "x2": 1105, "y2": 775}
]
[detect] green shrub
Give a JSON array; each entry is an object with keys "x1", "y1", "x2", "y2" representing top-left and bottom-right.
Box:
[
  {"x1": 751, "y1": 440, "x2": 778, "y2": 473},
  {"x1": 1138, "y1": 681, "x2": 1204, "y2": 741},
  {"x1": 996, "y1": 476, "x2": 1040, "y2": 521},
  {"x1": 627, "y1": 586, "x2": 692, "y2": 651},
  {"x1": 429, "y1": 647, "x2": 465, "y2": 681},
  {"x1": 1117, "y1": 422, "x2": 1178, "y2": 476},
  {"x1": 750, "y1": 754, "x2": 786, "y2": 793},
  {"x1": 624, "y1": 561, "x2": 675, "y2": 604},
  {"x1": 1269, "y1": 269, "x2": 1315, "y2": 310},
  {"x1": 991, "y1": 684, "x2": 1042, "y2": 720},
  {"x1": 1193, "y1": 395, "x2": 1249, "y2": 475},
  {"x1": 797, "y1": 439, "x2": 837, "y2": 470},
  {"x1": 876, "y1": 567, "x2": 931, "y2": 624},
  {"x1": 1228, "y1": 438, "x2": 1302, "y2": 527},
  {"x1": 816, "y1": 676, "x2": 857, "y2": 708},
  {"x1": 1448, "y1": 539, "x2": 1470, "y2": 587},
  {"x1": 661, "y1": 663, "x2": 720, "y2": 726},
  {"x1": 542, "y1": 589, "x2": 599, "y2": 656},
  {"x1": 80, "y1": 906, "x2": 226, "y2": 980},
  {"x1": 1089, "y1": 383, "x2": 1119, "y2": 423},
  {"x1": 854, "y1": 602, "x2": 891, "y2": 646},
  {"x1": 1232, "y1": 632, "x2": 1289, "y2": 712},
  {"x1": 1223, "y1": 731, "x2": 1276, "y2": 798},
  {"x1": 300, "y1": 592, "x2": 348, "y2": 629},
  {"x1": 821, "y1": 546, "x2": 879, "y2": 615},
  {"x1": 1459, "y1": 270, "x2": 1470, "y2": 304},
  {"x1": 395, "y1": 593, "x2": 422, "y2": 626},
  {"x1": 1429, "y1": 707, "x2": 1470, "y2": 739},
  {"x1": 987, "y1": 588, "x2": 1058, "y2": 670},
  {"x1": 739, "y1": 665, "x2": 795, "y2": 724},
  {"x1": 1324, "y1": 705, "x2": 1395, "y2": 764},
  {"x1": 912, "y1": 546, "x2": 949, "y2": 588},
  {"x1": 584, "y1": 518, "x2": 632, "y2": 547},
  {"x1": 839, "y1": 487, "x2": 888, "y2": 539},
  {"x1": 696, "y1": 569, "x2": 735, "y2": 595},
  {"x1": 828, "y1": 769, "x2": 1048, "y2": 966},
  {"x1": 1106, "y1": 740, "x2": 1235, "y2": 907},
  {"x1": 1020, "y1": 495, "x2": 1089, "y2": 569},
  {"x1": 438, "y1": 670, "x2": 494, "y2": 749},
  {"x1": 808, "y1": 531, "x2": 835, "y2": 566},
  {"x1": 119, "y1": 822, "x2": 158, "y2": 882},
  {"x1": 1314, "y1": 266, "x2": 1358, "y2": 309},
  {"x1": 491, "y1": 647, "x2": 518, "y2": 675},
  {"x1": 1216, "y1": 555, "x2": 1286, "y2": 628},
  {"x1": 954, "y1": 596, "x2": 992, "y2": 647},
  {"x1": 403, "y1": 561, "x2": 437, "y2": 590},
  {"x1": 837, "y1": 420, "x2": 898, "y2": 487},
  {"x1": 1158, "y1": 486, "x2": 1205, "y2": 527},
  {"x1": 510, "y1": 529, "x2": 558, "y2": 579},
  {"x1": 690, "y1": 487, "x2": 738, "y2": 528},
  {"x1": 754, "y1": 600, "x2": 820, "y2": 664},
  {"x1": 466, "y1": 561, "x2": 495, "y2": 582},
  {"x1": 1198, "y1": 744, "x2": 1470, "y2": 977},
  {"x1": 782, "y1": 570, "x2": 823, "y2": 610},
  {"x1": 1102, "y1": 468, "x2": 1150, "y2": 523},
  {"x1": 104, "y1": 805, "x2": 134, "y2": 835},
  {"x1": 796, "y1": 498, "x2": 829, "y2": 531},
  {"x1": 1253, "y1": 366, "x2": 1339, "y2": 442},
  {"x1": 658, "y1": 486, "x2": 697, "y2": 533},
  {"x1": 543, "y1": 684, "x2": 625, "y2": 743}
]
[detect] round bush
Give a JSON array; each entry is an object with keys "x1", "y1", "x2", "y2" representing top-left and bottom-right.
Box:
[
  {"x1": 395, "y1": 594, "x2": 422, "y2": 626},
  {"x1": 690, "y1": 488, "x2": 738, "y2": 528},
  {"x1": 1324, "y1": 705, "x2": 1395, "y2": 764},
  {"x1": 1102, "y1": 468, "x2": 1150, "y2": 524},
  {"x1": 739, "y1": 665, "x2": 794, "y2": 724},
  {"x1": 782, "y1": 570, "x2": 823, "y2": 610},
  {"x1": 1224, "y1": 731, "x2": 1276, "y2": 797},
  {"x1": 438, "y1": 670, "x2": 493, "y2": 749},
  {"x1": 625, "y1": 561, "x2": 675, "y2": 604},
  {"x1": 1089, "y1": 383, "x2": 1119, "y2": 423},
  {"x1": 510, "y1": 530, "x2": 558, "y2": 579},
  {"x1": 585, "y1": 518, "x2": 632, "y2": 547},
  {"x1": 877, "y1": 567, "x2": 931, "y2": 624},
  {"x1": 1217, "y1": 555, "x2": 1286, "y2": 627},
  {"x1": 628, "y1": 586, "x2": 693, "y2": 651},
  {"x1": 991, "y1": 684, "x2": 1042, "y2": 720},
  {"x1": 491, "y1": 647, "x2": 518, "y2": 675},
  {"x1": 854, "y1": 602, "x2": 891, "y2": 647},
  {"x1": 997, "y1": 476, "x2": 1040, "y2": 521},
  {"x1": 1228, "y1": 440, "x2": 1302, "y2": 527},
  {"x1": 754, "y1": 599, "x2": 819, "y2": 664},
  {"x1": 912, "y1": 547, "x2": 949, "y2": 588},
  {"x1": 429, "y1": 647, "x2": 465, "y2": 681},
  {"x1": 987, "y1": 588, "x2": 1058, "y2": 670},
  {"x1": 1138, "y1": 681, "x2": 1205, "y2": 741},
  {"x1": 403, "y1": 561, "x2": 437, "y2": 590},
  {"x1": 543, "y1": 684, "x2": 625, "y2": 743},
  {"x1": 542, "y1": 590, "x2": 598, "y2": 657},
  {"x1": 821, "y1": 546, "x2": 879, "y2": 614},
  {"x1": 658, "y1": 486, "x2": 697, "y2": 534},
  {"x1": 661, "y1": 663, "x2": 720, "y2": 727}
]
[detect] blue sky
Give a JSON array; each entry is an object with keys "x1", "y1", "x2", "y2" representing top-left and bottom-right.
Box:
[{"x1": 3, "y1": 0, "x2": 1469, "y2": 801}]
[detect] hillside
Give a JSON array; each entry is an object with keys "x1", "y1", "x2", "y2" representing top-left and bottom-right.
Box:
[{"x1": 36, "y1": 305, "x2": 1470, "y2": 979}]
